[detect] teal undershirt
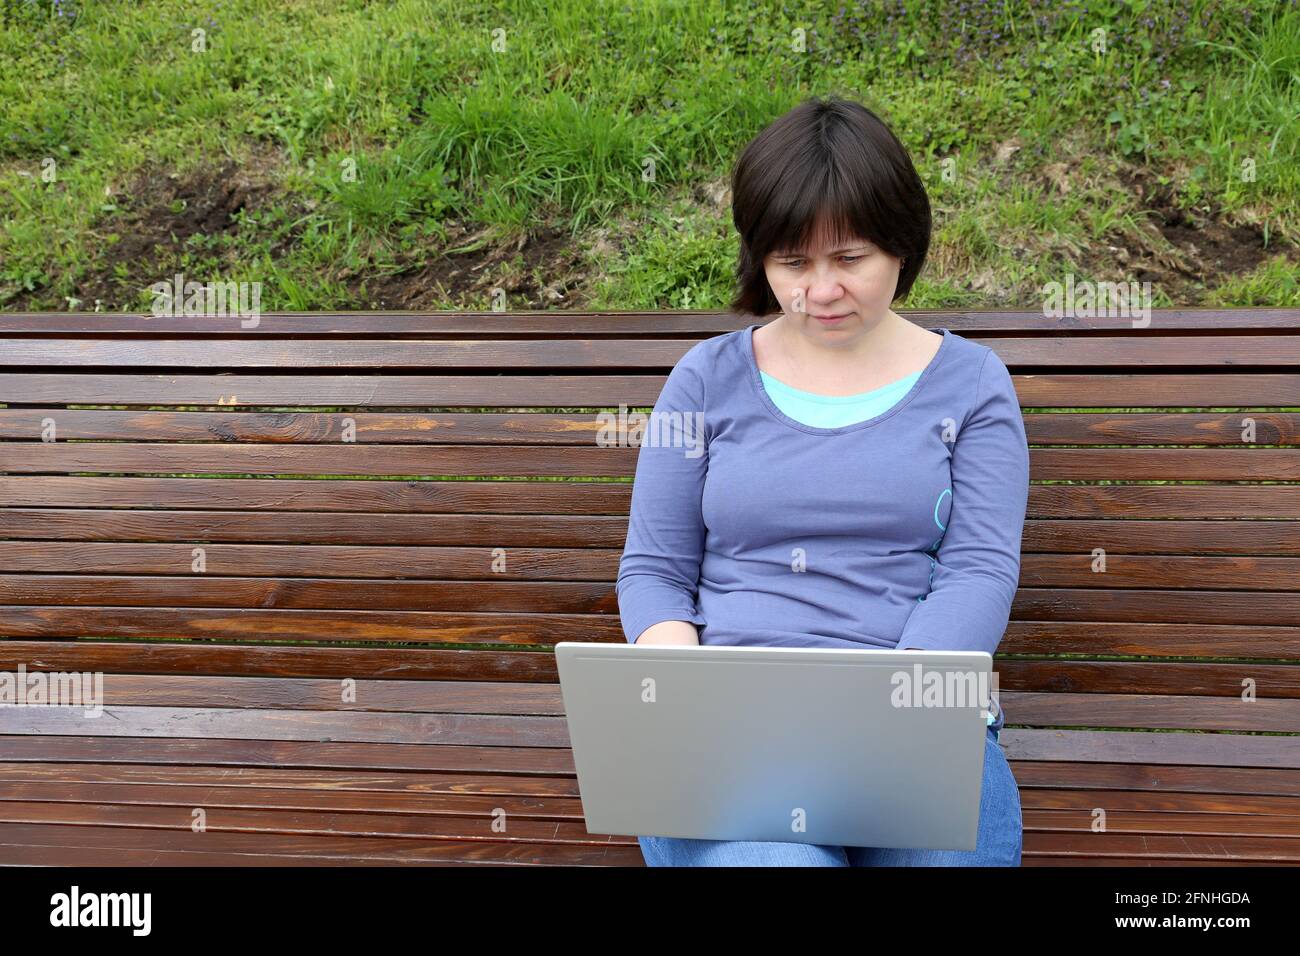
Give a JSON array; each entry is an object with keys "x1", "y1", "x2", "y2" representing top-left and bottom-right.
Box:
[{"x1": 758, "y1": 368, "x2": 924, "y2": 428}]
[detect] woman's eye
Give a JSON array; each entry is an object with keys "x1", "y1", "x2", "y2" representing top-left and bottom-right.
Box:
[{"x1": 782, "y1": 256, "x2": 863, "y2": 268}]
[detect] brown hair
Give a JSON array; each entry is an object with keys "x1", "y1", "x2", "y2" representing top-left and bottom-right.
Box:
[{"x1": 729, "y1": 95, "x2": 932, "y2": 316}]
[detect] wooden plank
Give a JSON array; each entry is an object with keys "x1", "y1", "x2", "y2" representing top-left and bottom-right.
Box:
[
  {"x1": 1020, "y1": 519, "x2": 1300, "y2": 556},
  {"x1": 7, "y1": 763, "x2": 1298, "y2": 815},
  {"x1": 1017, "y1": 555, "x2": 1300, "y2": 590},
  {"x1": 0, "y1": 800, "x2": 613, "y2": 843},
  {"x1": 0, "y1": 735, "x2": 579, "y2": 774},
  {"x1": 0, "y1": 372, "x2": 671, "y2": 406},
  {"x1": 0, "y1": 641, "x2": 565, "y2": 681},
  {"x1": 6, "y1": 727, "x2": 1284, "y2": 776},
  {"x1": 0, "y1": 822, "x2": 643, "y2": 865},
  {"x1": 4, "y1": 408, "x2": 1296, "y2": 445},
  {"x1": 0, "y1": 674, "x2": 569, "y2": 714},
  {"x1": 1009, "y1": 591, "x2": 1300, "y2": 627},
  {"x1": 0, "y1": 338, "x2": 701, "y2": 368},
  {"x1": 0, "y1": 442, "x2": 641, "y2": 478},
  {"x1": 2, "y1": 511, "x2": 1297, "y2": 557},
  {"x1": 994, "y1": 660, "x2": 1300, "y2": 695},
  {"x1": 0, "y1": 778, "x2": 584, "y2": 815},
  {"x1": 0, "y1": 476, "x2": 632, "y2": 513},
  {"x1": 9, "y1": 673, "x2": 1300, "y2": 724},
  {"x1": 4, "y1": 443, "x2": 1297, "y2": 482},
  {"x1": 3, "y1": 372, "x2": 1298, "y2": 407},
  {"x1": 0, "y1": 510, "x2": 632, "y2": 547},
  {"x1": 0, "y1": 410, "x2": 634, "y2": 444},
  {"x1": 2, "y1": 606, "x2": 1297, "y2": 654},
  {"x1": 1023, "y1": 855, "x2": 1285, "y2": 866},
  {"x1": 0, "y1": 705, "x2": 574, "y2": 746},
  {"x1": 1028, "y1": 448, "x2": 1299, "y2": 481},
  {"x1": 0, "y1": 605, "x2": 621, "y2": 643},
  {"x1": 1020, "y1": 830, "x2": 1300, "y2": 862},
  {"x1": 3, "y1": 543, "x2": 1296, "y2": 590},
  {"x1": 0, "y1": 780, "x2": 583, "y2": 813},
  {"x1": 999, "y1": 692, "x2": 1300, "y2": 733},
  {"x1": 1, "y1": 644, "x2": 1297, "y2": 699},
  {"x1": 1022, "y1": 809, "x2": 1300, "y2": 837},
  {"x1": 4, "y1": 671, "x2": 1297, "y2": 731},
  {"x1": 0, "y1": 541, "x2": 621, "y2": 579},
  {"x1": 4, "y1": 334, "x2": 1298, "y2": 368},
  {"x1": 1012, "y1": 374, "x2": 1300, "y2": 407},
  {"x1": 1020, "y1": 788, "x2": 1300, "y2": 814},
  {"x1": 8, "y1": 799, "x2": 1289, "y2": 846},
  {"x1": 2, "y1": 708, "x2": 1295, "y2": 762},
  {"x1": 2, "y1": 607, "x2": 1297, "y2": 650},
  {"x1": 5, "y1": 477, "x2": 1296, "y2": 521},
  {"x1": 2, "y1": 308, "x2": 1296, "y2": 335},
  {"x1": 0, "y1": 844, "x2": 399, "y2": 866},
  {"x1": 1027, "y1": 485, "x2": 1300, "y2": 519},
  {"x1": 0, "y1": 311, "x2": 749, "y2": 336},
  {"x1": 1010, "y1": 760, "x2": 1300, "y2": 795},
  {"x1": 1022, "y1": 412, "x2": 1300, "y2": 445},
  {"x1": 0, "y1": 761, "x2": 580, "y2": 796},
  {"x1": 999, "y1": 728, "x2": 1300, "y2": 768}
]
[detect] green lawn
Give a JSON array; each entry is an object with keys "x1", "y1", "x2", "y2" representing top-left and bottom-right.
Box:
[{"x1": 1, "y1": 0, "x2": 1296, "y2": 312}]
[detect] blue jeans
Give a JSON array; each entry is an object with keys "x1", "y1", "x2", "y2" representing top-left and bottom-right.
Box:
[{"x1": 637, "y1": 726, "x2": 1022, "y2": 866}]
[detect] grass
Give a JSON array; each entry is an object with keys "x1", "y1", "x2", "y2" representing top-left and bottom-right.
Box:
[{"x1": 0, "y1": 0, "x2": 1296, "y2": 310}]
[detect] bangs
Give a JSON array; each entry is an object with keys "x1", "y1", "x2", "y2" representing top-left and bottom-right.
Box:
[
  {"x1": 764, "y1": 181, "x2": 873, "y2": 259},
  {"x1": 743, "y1": 126, "x2": 902, "y2": 262}
]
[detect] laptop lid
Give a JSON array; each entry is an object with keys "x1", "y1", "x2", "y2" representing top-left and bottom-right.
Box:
[{"x1": 555, "y1": 642, "x2": 995, "y2": 850}]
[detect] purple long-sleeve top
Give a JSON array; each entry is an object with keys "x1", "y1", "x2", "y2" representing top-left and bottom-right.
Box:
[{"x1": 615, "y1": 322, "x2": 1030, "y2": 673}]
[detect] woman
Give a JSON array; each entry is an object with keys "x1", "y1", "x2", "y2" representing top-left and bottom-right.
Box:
[{"x1": 615, "y1": 95, "x2": 1030, "y2": 867}]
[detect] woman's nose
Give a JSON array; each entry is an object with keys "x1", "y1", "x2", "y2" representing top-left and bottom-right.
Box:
[{"x1": 798, "y1": 275, "x2": 845, "y2": 305}]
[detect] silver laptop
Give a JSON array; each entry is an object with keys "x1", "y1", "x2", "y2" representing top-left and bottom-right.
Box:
[{"x1": 555, "y1": 642, "x2": 995, "y2": 850}]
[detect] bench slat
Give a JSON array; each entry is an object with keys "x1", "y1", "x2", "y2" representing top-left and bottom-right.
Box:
[
  {"x1": 0, "y1": 800, "x2": 617, "y2": 842},
  {"x1": 4, "y1": 512, "x2": 1300, "y2": 556},
  {"x1": 0, "y1": 822, "x2": 643, "y2": 865},
  {"x1": 4, "y1": 442, "x2": 1297, "y2": 481},
  {"x1": 4, "y1": 333, "x2": 1298, "y2": 368},
  {"x1": 3, "y1": 544, "x2": 1299, "y2": 591},
  {"x1": 6, "y1": 672, "x2": 1300, "y2": 727},
  {"x1": 4, "y1": 372, "x2": 1299, "y2": 406},
  {"x1": 6, "y1": 477, "x2": 1296, "y2": 519},
  {"x1": 0, "y1": 311, "x2": 751, "y2": 335},
  {"x1": 3, "y1": 602, "x2": 1296, "y2": 644},
  {"x1": 0, "y1": 761, "x2": 580, "y2": 795},
  {"x1": 4, "y1": 639, "x2": 1299, "y2": 689},
  {"x1": 1021, "y1": 831, "x2": 1300, "y2": 862},
  {"x1": 3, "y1": 409, "x2": 1298, "y2": 445},
  {"x1": 3, "y1": 307, "x2": 1296, "y2": 335},
  {"x1": 0, "y1": 735, "x2": 579, "y2": 773}
]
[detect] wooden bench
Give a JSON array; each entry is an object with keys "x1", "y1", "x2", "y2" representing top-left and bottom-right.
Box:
[{"x1": 0, "y1": 309, "x2": 1297, "y2": 866}]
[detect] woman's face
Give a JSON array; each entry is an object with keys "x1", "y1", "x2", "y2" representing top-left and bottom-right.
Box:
[{"x1": 762, "y1": 230, "x2": 902, "y2": 334}]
